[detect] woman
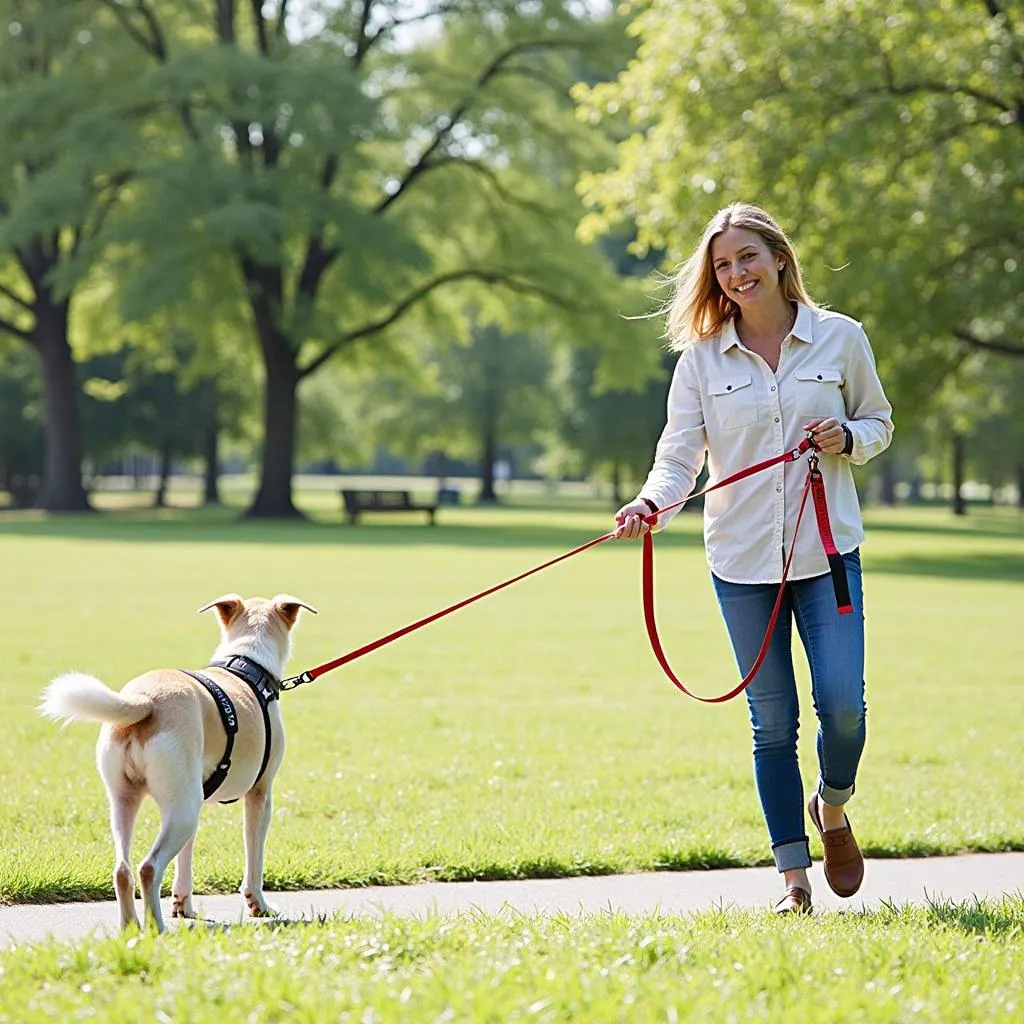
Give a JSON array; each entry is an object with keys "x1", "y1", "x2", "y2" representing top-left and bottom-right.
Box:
[{"x1": 615, "y1": 203, "x2": 893, "y2": 914}]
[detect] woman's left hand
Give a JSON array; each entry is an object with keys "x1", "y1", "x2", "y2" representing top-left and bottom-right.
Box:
[{"x1": 803, "y1": 417, "x2": 847, "y2": 455}]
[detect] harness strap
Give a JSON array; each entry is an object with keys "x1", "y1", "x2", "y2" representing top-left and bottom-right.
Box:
[
  {"x1": 182, "y1": 670, "x2": 237, "y2": 802},
  {"x1": 184, "y1": 657, "x2": 279, "y2": 802},
  {"x1": 209, "y1": 656, "x2": 277, "y2": 791}
]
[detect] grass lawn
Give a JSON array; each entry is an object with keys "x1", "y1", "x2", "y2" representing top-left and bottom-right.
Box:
[
  {"x1": 1, "y1": 485, "x2": 1022, "y2": 905},
  {"x1": 1, "y1": 899, "x2": 1022, "y2": 1022}
]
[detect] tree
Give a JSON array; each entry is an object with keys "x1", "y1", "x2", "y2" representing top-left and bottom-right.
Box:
[
  {"x1": 0, "y1": 1, "x2": 140, "y2": 510},
  {"x1": 98, "y1": 0, "x2": 643, "y2": 517},
  {"x1": 0, "y1": 342, "x2": 45, "y2": 505},
  {"x1": 576, "y1": 0, "x2": 1024, "y2": 415},
  {"x1": 558, "y1": 344, "x2": 671, "y2": 504},
  {"x1": 361, "y1": 322, "x2": 556, "y2": 500},
  {"x1": 80, "y1": 334, "x2": 259, "y2": 506}
]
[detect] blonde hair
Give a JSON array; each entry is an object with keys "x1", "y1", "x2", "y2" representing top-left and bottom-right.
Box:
[{"x1": 663, "y1": 203, "x2": 815, "y2": 351}]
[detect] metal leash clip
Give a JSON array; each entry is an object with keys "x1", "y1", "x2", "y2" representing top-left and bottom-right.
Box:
[{"x1": 279, "y1": 671, "x2": 315, "y2": 693}]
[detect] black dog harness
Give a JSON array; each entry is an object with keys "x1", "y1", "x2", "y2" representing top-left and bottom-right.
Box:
[{"x1": 182, "y1": 655, "x2": 280, "y2": 803}]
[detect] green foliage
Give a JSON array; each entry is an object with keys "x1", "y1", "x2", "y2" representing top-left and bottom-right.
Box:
[
  {"x1": 0, "y1": 0, "x2": 144, "y2": 289},
  {"x1": 55, "y1": 0, "x2": 650, "y2": 513},
  {"x1": 0, "y1": 344, "x2": 44, "y2": 488},
  {"x1": 370, "y1": 323, "x2": 559, "y2": 472},
  {"x1": 577, "y1": 0, "x2": 1024, "y2": 420},
  {"x1": 557, "y1": 343, "x2": 671, "y2": 493}
]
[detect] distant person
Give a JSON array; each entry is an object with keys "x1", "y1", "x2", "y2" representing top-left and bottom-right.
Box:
[
  {"x1": 614, "y1": 203, "x2": 893, "y2": 914},
  {"x1": 494, "y1": 459, "x2": 512, "y2": 493}
]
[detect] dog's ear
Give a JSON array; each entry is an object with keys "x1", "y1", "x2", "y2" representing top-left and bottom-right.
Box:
[
  {"x1": 197, "y1": 594, "x2": 245, "y2": 628},
  {"x1": 273, "y1": 594, "x2": 318, "y2": 629}
]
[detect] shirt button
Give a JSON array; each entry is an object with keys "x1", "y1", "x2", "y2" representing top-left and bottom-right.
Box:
[
  {"x1": 777, "y1": 485, "x2": 783, "y2": 493},
  {"x1": 770, "y1": 385, "x2": 776, "y2": 392},
  {"x1": 774, "y1": 416, "x2": 780, "y2": 423}
]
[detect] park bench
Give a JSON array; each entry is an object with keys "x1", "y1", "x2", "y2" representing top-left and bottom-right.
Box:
[{"x1": 341, "y1": 488, "x2": 438, "y2": 525}]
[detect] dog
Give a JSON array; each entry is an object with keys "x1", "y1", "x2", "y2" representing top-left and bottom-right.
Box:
[{"x1": 39, "y1": 593, "x2": 316, "y2": 932}]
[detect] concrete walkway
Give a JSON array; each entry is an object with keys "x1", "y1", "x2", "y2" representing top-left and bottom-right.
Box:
[{"x1": 2, "y1": 852, "x2": 1022, "y2": 948}]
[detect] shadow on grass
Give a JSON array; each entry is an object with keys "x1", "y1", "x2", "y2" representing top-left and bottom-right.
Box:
[
  {"x1": 865, "y1": 511, "x2": 1024, "y2": 540},
  {"x1": 861, "y1": 838, "x2": 1024, "y2": 860},
  {"x1": 866, "y1": 552, "x2": 1024, "y2": 582},
  {"x1": 0, "y1": 512, "x2": 704, "y2": 552},
  {"x1": 921, "y1": 894, "x2": 1024, "y2": 937},
  {"x1": 873, "y1": 893, "x2": 1024, "y2": 936}
]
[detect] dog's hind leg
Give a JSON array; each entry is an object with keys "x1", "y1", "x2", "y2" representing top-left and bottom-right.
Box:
[
  {"x1": 171, "y1": 835, "x2": 196, "y2": 920},
  {"x1": 138, "y1": 792, "x2": 201, "y2": 933},
  {"x1": 109, "y1": 784, "x2": 144, "y2": 931},
  {"x1": 138, "y1": 739, "x2": 204, "y2": 933},
  {"x1": 241, "y1": 786, "x2": 275, "y2": 917}
]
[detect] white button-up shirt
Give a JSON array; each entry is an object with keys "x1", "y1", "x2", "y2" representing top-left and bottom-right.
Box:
[{"x1": 639, "y1": 302, "x2": 894, "y2": 584}]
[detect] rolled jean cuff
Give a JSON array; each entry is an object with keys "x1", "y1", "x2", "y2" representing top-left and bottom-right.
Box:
[
  {"x1": 819, "y1": 778, "x2": 855, "y2": 806},
  {"x1": 772, "y1": 837, "x2": 811, "y2": 872}
]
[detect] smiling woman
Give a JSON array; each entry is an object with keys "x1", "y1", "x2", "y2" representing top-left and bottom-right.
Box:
[{"x1": 614, "y1": 202, "x2": 894, "y2": 915}]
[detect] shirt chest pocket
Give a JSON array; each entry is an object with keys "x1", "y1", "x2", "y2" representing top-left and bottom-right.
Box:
[
  {"x1": 795, "y1": 367, "x2": 845, "y2": 420},
  {"x1": 708, "y1": 374, "x2": 757, "y2": 430}
]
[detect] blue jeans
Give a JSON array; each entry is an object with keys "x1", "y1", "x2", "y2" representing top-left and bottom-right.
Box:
[{"x1": 711, "y1": 550, "x2": 866, "y2": 873}]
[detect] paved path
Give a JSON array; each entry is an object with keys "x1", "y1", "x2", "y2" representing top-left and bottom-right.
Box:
[{"x1": 2, "y1": 852, "x2": 1022, "y2": 948}]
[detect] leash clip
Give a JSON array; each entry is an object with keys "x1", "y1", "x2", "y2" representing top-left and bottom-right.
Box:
[{"x1": 279, "y1": 671, "x2": 314, "y2": 692}]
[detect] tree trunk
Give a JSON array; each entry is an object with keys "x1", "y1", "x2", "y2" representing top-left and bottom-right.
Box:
[
  {"x1": 434, "y1": 450, "x2": 449, "y2": 491},
  {"x1": 951, "y1": 433, "x2": 967, "y2": 516},
  {"x1": 247, "y1": 353, "x2": 301, "y2": 518},
  {"x1": 611, "y1": 462, "x2": 623, "y2": 505},
  {"x1": 152, "y1": 444, "x2": 172, "y2": 508},
  {"x1": 34, "y1": 298, "x2": 91, "y2": 512},
  {"x1": 202, "y1": 379, "x2": 221, "y2": 506},
  {"x1": 879, "y1": 457, "x2": 898, "y2": 506},
  {"x1": 1017, "y1": 463, "x2": 1024, "y2": 511},
  {"x1": 478, "y1": 421, "x2": 498, "y2": 504}
]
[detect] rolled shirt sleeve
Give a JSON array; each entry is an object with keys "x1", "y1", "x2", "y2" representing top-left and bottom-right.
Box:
[
  {"x1": 843, "y1": 325, "x2": 893, "y2": 466},
  {"x1": 638, "y1": 347, "x2": 708, "y2": 528}
]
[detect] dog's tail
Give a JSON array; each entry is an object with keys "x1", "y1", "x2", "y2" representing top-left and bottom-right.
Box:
[{"x1": 39, "y1": 673, "x2": 154, "y2": 728}]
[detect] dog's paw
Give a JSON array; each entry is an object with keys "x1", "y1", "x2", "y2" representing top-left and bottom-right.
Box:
[
  {"x1": 245, "y1": 895, "x2": 280, "y2": 919},
  {"x1": 171, "y1": 895, "x2": 195, "y2": 919}
]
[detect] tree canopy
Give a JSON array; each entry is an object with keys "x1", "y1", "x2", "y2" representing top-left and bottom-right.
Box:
[
  {"x1": 91, "y1": 0, "x2": 648, "y2": 516},
  {"x1": 577, "y1": 0, "x2": 1024, "y2": 412}
]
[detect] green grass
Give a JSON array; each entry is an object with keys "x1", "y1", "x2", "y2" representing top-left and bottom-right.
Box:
[
  {"x1": 2, "y1": 899, "x2": 1023, "y2": 1022},
  {"x1": 1, "y1": 490, "x2": 1023, "y2": 905}
]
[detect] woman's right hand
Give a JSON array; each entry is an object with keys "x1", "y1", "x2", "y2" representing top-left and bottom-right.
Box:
[{"x1": 614, "y1": 499, "x2": 655, "y2": 540}]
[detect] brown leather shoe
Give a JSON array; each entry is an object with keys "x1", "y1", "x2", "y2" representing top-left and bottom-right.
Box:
[
  {"x1": 773, "y1": 886, "x2": 812, "y2": 915},
  {"x1": 808, "y1": 794, "x2": 864, "y2": 897}
]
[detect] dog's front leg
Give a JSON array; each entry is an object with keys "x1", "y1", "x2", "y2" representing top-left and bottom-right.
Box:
[
  {"x1": 241, "y1": 785, "x2": 276, "y2": 917},
  {"x1": 171, "y1": 835, "x2": 196, "y2": 919}
]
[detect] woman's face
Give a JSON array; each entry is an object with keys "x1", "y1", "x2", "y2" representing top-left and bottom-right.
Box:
[{"x1": 710, "y1": 226, "x2": 783, "y2": 312}]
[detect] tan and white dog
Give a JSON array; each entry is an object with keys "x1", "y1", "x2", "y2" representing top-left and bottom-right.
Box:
[{"x1": 39, "y1": 593, "x2": 316, "y2": 933}]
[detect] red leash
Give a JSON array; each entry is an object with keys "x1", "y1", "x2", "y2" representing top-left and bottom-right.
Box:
[{"x1": 281, "y1": 436, "x2": 848, "y2": 701}]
